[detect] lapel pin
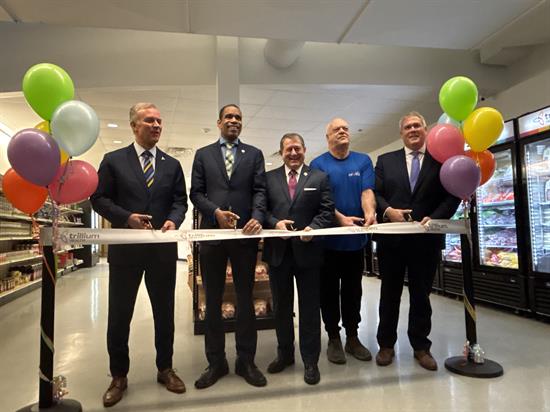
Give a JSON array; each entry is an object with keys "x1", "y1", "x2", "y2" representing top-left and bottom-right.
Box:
[
  {"x1": 241, "y1": 149, "x2": 245, "y2": 153},
  {"x1": 161, "y1": 156, "x2": 165, "y2": 160},
  {"x1": 303, "y1": 172, "x2": 308, "y2": 176}
]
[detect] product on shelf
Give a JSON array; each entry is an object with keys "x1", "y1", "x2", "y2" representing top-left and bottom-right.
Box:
[
  {"x1": 255, "y1": 262, "x2": 269, "y2": 281},
  {"x1": 483, "y1": 249, "x2": 519, "y2": 268},
  {"x1": 221, "y1": 301, "x2": 235, "y2": 319},
  {"x1": 253, "y1": 298, "x2": 268, "y2": 316}
]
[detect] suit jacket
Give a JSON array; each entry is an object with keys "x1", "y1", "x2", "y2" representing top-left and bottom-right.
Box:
[
  {"x1": 190, "y1": 140, "x2": 266, "y2": 242},
  {"x1": 263, "y1": 165, "x2": 334, "y2": 268},
  {"x1": 90, "y1": 144, "x2": 188, "y2": 264},
  {"x1": 374, "y1": 148, "x2": 460, "y2": 249}
]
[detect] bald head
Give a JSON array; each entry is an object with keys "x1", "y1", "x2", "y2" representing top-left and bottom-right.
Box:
[{"x1": 326, "y1": 117, "x2": 350, "y2": 157}]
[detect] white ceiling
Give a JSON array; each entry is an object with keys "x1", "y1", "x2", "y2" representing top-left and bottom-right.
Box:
[{"x1": 0, "y1": 0, "x2": 548, "y2": 177}]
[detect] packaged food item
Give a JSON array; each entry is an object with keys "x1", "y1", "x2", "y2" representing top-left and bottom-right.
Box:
[
  {"x1": 221, "y1": 302, "x2": 235, "y2": 319},
  {"x1": 253, "y1": 299, "x2": 268, "y2": 316}
]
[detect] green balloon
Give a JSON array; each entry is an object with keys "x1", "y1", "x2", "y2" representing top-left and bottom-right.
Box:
[
  {"x1": 22, "y1": 63, "x2": 75, "y2": 121},
  {"x1": 439, "y1": 76, "x2": 478, "y2": 121}
]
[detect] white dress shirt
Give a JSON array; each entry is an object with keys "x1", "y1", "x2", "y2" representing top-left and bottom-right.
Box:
[
  {"x1": 284, "y1": 164, "x2": 304, "y2": 184},
  {"x1": 404, "y1": 144, "x2": 426, "y2": 177},
  {"x1": 133, "y1": 141, "x2": 157, "y2": 170}
]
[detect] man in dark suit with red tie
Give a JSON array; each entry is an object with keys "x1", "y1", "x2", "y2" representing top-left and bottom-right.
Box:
[
  {"x1": 190, "y1": 104, "x2": 267, "y2": 389},
  {"x1": 91, "y1": 103, "x2": 188, "y2": 407},
  {"x1": 262, "y1": 133, "x2": 334, "y2": 385},
  {"x1": 374, "y1": 111, "x2": 460, "y2": 371}
]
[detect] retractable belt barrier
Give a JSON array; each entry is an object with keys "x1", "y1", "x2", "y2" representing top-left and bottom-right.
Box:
[{"x1": 41, "y1": 219, "x2": 469, "y2": 246}]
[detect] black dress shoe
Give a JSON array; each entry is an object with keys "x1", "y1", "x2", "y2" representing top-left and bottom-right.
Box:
[
  {"x1": 194, "y1": 360, "x2": 229, "y2": 389},
  {"x1": 267, "y1": 356, "x2": 295, "y2": 374},
  {"x1": 304, "y1": 364, "x2": 320, "y2": 385},
  {"x1": 235, "y1": 358, "x2": 267, "y2": 387}
]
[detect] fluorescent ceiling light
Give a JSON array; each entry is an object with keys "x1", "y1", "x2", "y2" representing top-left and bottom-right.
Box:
[
  {"x1": 113, "y1": 140, "x2": 122, "y2": 144},
  {"x1": 107, "y1": 123, "x2": 118, "y2": 128}
]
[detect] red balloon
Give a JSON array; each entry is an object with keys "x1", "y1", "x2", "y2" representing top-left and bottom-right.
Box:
[
  {"x1": 48, "y1": 160, "x2": 98, "y2": 204},
  {"x1": 465, "y1": 150, "x2": 496, "y2": 186},
  {"x1": 2, "y1": 168, "x2": 48, "y2": 214},
  {"x1": 427, "y1": 124, "x2": 465, "y2": 164}
]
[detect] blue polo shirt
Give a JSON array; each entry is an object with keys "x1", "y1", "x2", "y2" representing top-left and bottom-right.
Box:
[{"x1": 311, "y1": 151, "x2": 375, "y2": 251}]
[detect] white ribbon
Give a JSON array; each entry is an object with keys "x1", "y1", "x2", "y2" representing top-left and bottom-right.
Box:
[{"x1": 41, "y1": 220, "x2": 469, "y2": 246}]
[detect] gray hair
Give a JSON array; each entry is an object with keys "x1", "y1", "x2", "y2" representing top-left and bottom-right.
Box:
[
  {"x1": 399, "y1": 111, "x2": 427, "y2": 130},
  {"x1": 129, "y1": 102, "x2": 158, "y2": 124}
]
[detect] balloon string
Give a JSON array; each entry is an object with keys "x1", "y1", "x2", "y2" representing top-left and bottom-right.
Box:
[{"x1": 54, "y1": 160, "x2": 71, "y2": 200}]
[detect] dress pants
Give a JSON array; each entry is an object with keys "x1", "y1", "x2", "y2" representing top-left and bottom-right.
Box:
[
  {"x1": 376, "y1": 235, "x2": 441, "y2": 350},
  {"x1": 269, "y1": 245, "x2": 321, "y2": 365},
  {"x1": 107, "y1": 260, "x2": 176, "y2": 377},
  {"x1": 320, "y1": 248, "x2": 365, "y2": 339},
  {"x1": 199, "y1": 239, "x2": 258, "y2": 366}
]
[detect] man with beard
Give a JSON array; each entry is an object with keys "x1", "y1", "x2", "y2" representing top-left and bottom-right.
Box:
[
  {"x1": 190, "y1": 104, "x2": 267, "y2": 388},
  {"x1": 311, "y1": 118, "x2": 376, "y2": 365}
]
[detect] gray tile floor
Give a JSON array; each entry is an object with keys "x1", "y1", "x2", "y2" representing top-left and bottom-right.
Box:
[{"x1": 2, "y1": 261, "x2": 550, "y2": 412}]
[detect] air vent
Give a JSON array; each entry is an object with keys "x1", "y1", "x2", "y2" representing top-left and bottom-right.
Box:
[{"x1": 166, "y1": 147, "x2": 194, "y2": 158}]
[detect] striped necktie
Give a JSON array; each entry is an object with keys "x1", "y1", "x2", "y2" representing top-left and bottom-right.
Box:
[
  {"x1": 225, "y1": 142, "x2": 234, "y2": 178},
  {"x1": 142, "y1": 150, "x2": 154, "y2": 188}
]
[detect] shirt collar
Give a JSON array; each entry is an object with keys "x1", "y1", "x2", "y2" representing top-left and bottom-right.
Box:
[
  {"x1": 285, "y1": 164, "x2": 304, "y2": 177},
  {"x1": 134, "y1": 141, "x2": 157, "y2": 159},
  {"x1": 219, "y1": 137, "x2": 240, "y2": 146},
  {"x1": 405, "y1": 144, "x2": 426, "y2": 156}
]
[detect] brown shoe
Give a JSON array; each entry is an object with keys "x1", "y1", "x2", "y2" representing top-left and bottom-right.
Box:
[
  {"x1": 157, "y1": 368, "x2": 186, "y2": 393},
  {"x1": 414, "y1": 350, "x2": 438, "y2": 371},
  {"x1": 375, "y1": 348, "x2": 395, "y2": 366},
  {"x1": 102, "y1": 376, "x2": 127, "y2": 407},
  {"x1": 345, "y1": 336, "x2": 372, "y2": 361}
]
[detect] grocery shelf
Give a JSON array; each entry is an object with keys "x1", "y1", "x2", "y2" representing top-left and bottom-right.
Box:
[
  {"x1": 0, "y1": 255, "x2": 42, "y2": 267},
  {"x1": 0, "y1": 278, "x2": 42, "y2": 307}
]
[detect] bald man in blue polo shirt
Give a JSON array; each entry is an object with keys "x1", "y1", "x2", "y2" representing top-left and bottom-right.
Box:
[{"x1": 311, "y1": 117, "x2": 376, "y2": 365}]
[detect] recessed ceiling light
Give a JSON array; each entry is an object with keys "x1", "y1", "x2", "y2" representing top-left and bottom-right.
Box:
[
  {"x1": 107, "y1": 123, "x2": 118, "y2": 128},
  {"x1": 113, "y1": 140, "x2": 122, "y2": 144}
]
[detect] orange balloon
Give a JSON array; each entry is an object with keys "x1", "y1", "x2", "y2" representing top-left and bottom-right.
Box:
[
  {"x1": 2, "y1": 168, "x2": 48, "y2": 214},
  {"x1": 465, "y1": 150, "x2": 496, "y2": 186}
]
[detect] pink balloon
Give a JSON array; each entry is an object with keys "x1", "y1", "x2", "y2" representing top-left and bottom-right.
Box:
[
  {"x1": 440, "y1": 155, "x2": 481, "y2": 200},
  {"x1": 427, "y1": 124, "x2": 465, "y2": 164},
  {"x1": 48, "y1": 160, "x2": 98, "y2": 204}
]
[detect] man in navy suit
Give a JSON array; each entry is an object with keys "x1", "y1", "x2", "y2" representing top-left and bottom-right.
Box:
[
  {"x1": 190, "y1": 104, "x2": 267, "y2": 389},
  {"x1": 374, "y1": 111, "x2": 460, "y2": 371},
  {"x1": 91, "y1": 103, "x2": 188, "y2": 407},
  {"x1": 263, "y1": 133, "x2": 334, "y2": 385}
]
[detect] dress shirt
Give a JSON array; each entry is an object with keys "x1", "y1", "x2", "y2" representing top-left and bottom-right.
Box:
[
  {"x1": 133, "y1": 141, "x2": 157, "y2": 170},
  {"x1": 219, "y1": 137, "x2": 239, "y2": 159},
  {"x1": 404, "y1": 144, "x2": 426, "y2": 177},
  {"x1": 284, "y1": 164, "x2": 304, "y2": 184}
]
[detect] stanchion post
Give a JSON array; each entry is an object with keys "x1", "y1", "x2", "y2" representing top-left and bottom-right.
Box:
[
  {"x1": 444, "y1": 219, "x2": 504, "y2": 378},
  {"x1": 16, "y1": 231, "x2": 82, "y2": 412}
]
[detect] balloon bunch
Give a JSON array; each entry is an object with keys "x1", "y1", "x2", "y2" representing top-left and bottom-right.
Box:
[
  {"x1": 427, "y1": 76, "x2": 503, "y2": 200},
  {"x1": 2, "y1": 63, "x2": 100, "y2": 214}
]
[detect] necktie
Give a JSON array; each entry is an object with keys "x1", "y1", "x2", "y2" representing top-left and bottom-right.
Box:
[
  {"x1": 225, "y1": 142, "x2": 234, "y2": 178},
  {"x1": 288, "y1": 169, "x2": 297, "y2": 199},
  {"x1": 409, "y1": 151, "x2": 420, "y2": 191},
  {"x1": 142, "y1": 150, "x2": 154, "y2": 188}
]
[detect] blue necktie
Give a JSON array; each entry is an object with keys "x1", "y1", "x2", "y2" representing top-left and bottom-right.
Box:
[
  {"x1": 409, "y1": 151, "x2": 420, "y2": 191},
  {"x1": 142, "y1": 150, "x2": 154, "y2": 188}
]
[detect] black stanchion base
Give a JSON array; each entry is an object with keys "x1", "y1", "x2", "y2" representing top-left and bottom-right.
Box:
[
  {"x1": 16, "y1": 399, "x2": 82, "y2": 412},
  {"x1": 445, "y1": 356, "x2": 503, "y2": 378}
]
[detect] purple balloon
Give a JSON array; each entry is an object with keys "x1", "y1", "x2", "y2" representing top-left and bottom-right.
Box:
[
  {"x1": 440, "y1": 155, "x2": 481, "y2": 200},
  {"x1": 7, "y1": 128, "x2": 61, "y2": 186}
]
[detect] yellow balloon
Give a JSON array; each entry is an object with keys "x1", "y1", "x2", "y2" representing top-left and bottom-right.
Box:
[
  {"x1": 34, "y1": 120, "x2": 51, "y2": 134},
  {"x1": 463, "y1": 107, "x2": 504, "y2": 152},
  {"x1": 60, "y1": 149, "x2": 70, "y2": 164}
]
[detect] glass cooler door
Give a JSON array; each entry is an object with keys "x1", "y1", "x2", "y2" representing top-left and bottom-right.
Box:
[
  {"x1": 443, "y1": 202, "x2": 465, "y2": 264},
  {"x1": 524, "y1": 139, "x2": 550, "y2": 274},
  {"x1": 475, "y1": 149, "x2": 519, "y2": 269}
]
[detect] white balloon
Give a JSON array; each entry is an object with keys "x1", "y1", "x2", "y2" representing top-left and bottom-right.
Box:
[{"x1": 51, "y1": 100, "x2": 100, "y2": 156}]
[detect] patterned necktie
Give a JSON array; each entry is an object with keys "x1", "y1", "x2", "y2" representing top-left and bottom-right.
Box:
[
  {"x1": 288, "y1": 169, "x2": 297, "y2": 199},
  {"x1": 409, "y1": 151, "x2": 420, "y2": 191},
  {"x1": 225, "y1": 142, "x2": 234, "y2": 178},
  {"x1": 142, "y1": 150, "x2": 154, "y2": 188}
]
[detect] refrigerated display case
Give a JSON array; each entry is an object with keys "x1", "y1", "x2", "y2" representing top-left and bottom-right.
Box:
[
  {"x1": 443, "y1": 202, "x2": 466, "y2": 265},
  {"x1": 475, "y1": 149, "x2": 519, "y2": 270},
  {"x1": 518, "y1": 106, "x2": 550, "y2": 315}
]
